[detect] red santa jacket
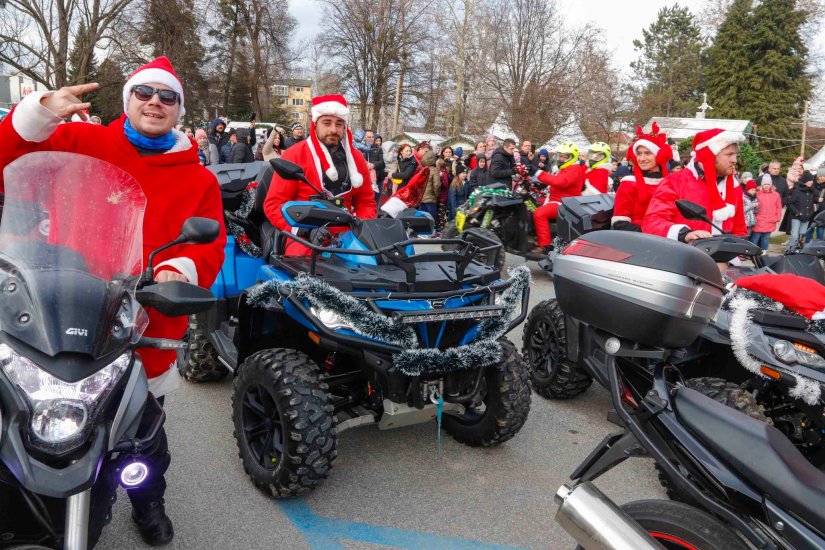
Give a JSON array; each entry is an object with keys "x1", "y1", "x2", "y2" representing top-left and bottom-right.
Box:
[
  {"x1": 583, "y1": 166, "x2": 610, "y2": 194},
  {"x1": 0, "y1": 94, "x2": 226, "y2": 391},
  {"x1": 611, "y1": 175, "x2": 664, "y2": 227},
  {"x1": 642, "y1": 164, "x2": 747, "y2": 240},
  {"x1": 263, "y1": 139, "x2": 376, "y2": 233},
  {"x1": 536, "y1": 163, "x2": 586, "y2": 204}
]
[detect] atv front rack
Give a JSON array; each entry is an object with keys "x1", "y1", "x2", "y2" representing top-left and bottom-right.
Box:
[{"x1": 274, "y1": 230, "x2": 502, "y2": 286}]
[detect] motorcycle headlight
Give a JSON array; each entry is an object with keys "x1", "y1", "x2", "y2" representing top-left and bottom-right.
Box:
[
  {"x1": 0, "y1": 344, "x2": 131, "y2": 452},
  {"x1": 310, "y1": 306, "x2": 354, "y2": 331},
  {"x1": 772, "y1": 340, "x2": 825, "y2": 369}
]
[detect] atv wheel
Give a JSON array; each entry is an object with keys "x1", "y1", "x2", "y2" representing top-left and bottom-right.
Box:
[
  {"x1": 444, "y1": 339, "x2": 531, "y2": 447},
  {"x1": 441, "y1": 222, "x2": 460, "y2": 241},
  {"x1": 656, "y1": 377, "x2": 770, "y2": 504},
  {"x1": 232, "y1": 349, "x2": 337, "y2": 497},
  {"x1": 179, "y1": 314, "x2": 228, "y2": 382},
  {"x1": 608, "y1": 500, "x2": 747, "y2": 550},
  {"x1": 522, "y1": 299, "x2": 592, "y2": 399}
]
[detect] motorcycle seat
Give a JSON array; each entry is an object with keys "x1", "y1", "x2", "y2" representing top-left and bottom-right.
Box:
[{"x1": 673, "y1": 386, "x2": 825, "y2": 530}]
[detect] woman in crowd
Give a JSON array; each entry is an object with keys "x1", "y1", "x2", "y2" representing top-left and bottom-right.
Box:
[
  {"x1": 485, "y1": 134, "x2": 497, "y2": 161},
  {"x1": 391, "y1": 143, "x2": 418, "y2": 192},
  {"x1": 468, "y1": 142, "x2": 485, "y2": 169},
  {"x1": 750, "y1": 174, "x2": 782, "y2": 250},
  {"x1": 437, "y1": 158, "x2": 450, "y2": 232},
  {"x1": 419, "y1": 151, "x2": 440, "y2": 218},
  {"x1": 195, "y1": 128, "x2": 212, "y2": 166},
  {"x1": 447, "y1": 164, "x2": 469, "y2": 221},
  {"x1": 440, "y1": 146, "x2": 454, "y2": 177},
  {"x1": 261, "y1": 128, "x2": 285, "y2": 161}
]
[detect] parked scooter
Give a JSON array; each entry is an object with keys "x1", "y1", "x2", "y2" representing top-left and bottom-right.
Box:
[{"x1": 0, "y1": 152, "x2": 218, "y2": 549}]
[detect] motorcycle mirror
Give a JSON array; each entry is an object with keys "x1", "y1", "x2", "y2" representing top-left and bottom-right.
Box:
[
  {"x1": 675, "y1": 200, "x2": 708, "y2": 221},
  {"x1": 178, "y1": 217, "x2": 220, "y2": 245},
  {"x1": 270, "y1": 158, "x2": 307, "y2": 181}
]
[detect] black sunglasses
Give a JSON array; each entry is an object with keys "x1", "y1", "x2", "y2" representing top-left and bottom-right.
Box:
[{"x1": 131, "y1": 85, "x2": 180, "y2": 106}]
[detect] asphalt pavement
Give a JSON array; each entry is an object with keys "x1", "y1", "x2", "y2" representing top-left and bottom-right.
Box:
[{"x1": 96, "y1": 255, "x2": 666, "y2": 550}]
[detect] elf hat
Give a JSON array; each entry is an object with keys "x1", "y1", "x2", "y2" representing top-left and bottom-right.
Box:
[
  {"x1": 626, "y1": 122, "x2": 672, "y2": 186},
  {"x1": 692, "y1": 128, "x2": 740, "y2": 222},
  {"x1": 307, "y1": 95, "x2": 363, "y2": 188},
  {"x1": 123, "y1": 56, "x2": 185, "y2": 119}
]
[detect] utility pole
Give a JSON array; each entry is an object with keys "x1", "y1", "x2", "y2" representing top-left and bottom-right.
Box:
[{"x1": 801, "y1": 100, "x2": 809, "y2": 158}]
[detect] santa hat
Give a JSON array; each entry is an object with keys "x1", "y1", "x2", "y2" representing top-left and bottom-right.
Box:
[
  {"x1": 626, "y1": 122, "x2": 672, "y2": 187},
  {"x1": 122, "y1": 56, "x2": 185, "y2": 119},
  {"x1": 735, "y1": 274, "x2": 825, "y2": 320},
  {"x1": 745, "y1": 180, "x2": 758, "y2": 191},
  {"x1": 306, "y1": 94, "x2": 363, "y2": 189},
  {"x1": 692, "y1": 128, "x2": 740, "y2": 222}
]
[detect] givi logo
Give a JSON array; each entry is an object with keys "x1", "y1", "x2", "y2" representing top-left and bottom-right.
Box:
[{"x1": 65, "y1": 328, "x2": 88, "y2": 336}]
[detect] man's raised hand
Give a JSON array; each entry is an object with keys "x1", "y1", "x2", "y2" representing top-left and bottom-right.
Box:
[{"x1": 40, "y1": 83, "x2": 100, "y2": 121}]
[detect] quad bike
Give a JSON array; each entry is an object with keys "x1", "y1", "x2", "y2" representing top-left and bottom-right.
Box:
[
  {"x1": 185, "y1": 158, "x2": 532, "y2": 497},
  {"x1": 0, "y1": 152, "x2": 218, "y2": 549}
]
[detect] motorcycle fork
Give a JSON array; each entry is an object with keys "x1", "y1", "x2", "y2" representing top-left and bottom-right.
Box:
[{"x1": 64, "y1": 489, "x2": 91, "y2": 550}]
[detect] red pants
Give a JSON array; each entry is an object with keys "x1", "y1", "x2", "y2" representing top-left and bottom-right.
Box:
[{"x1": 534, "y1": 202, "x2": 561, "y2": 247}]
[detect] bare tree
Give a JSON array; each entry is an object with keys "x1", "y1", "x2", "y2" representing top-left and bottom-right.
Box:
[{"x1": 0, "y1": 0, "x2": 136, "y2": 88}]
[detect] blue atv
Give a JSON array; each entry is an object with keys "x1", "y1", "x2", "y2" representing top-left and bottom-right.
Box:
[{"x1": 186, "y1": 158, "x2": 532, "y2": 496}]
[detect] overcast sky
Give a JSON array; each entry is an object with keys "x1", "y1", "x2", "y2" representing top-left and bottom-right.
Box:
[{"x1": 288, "y1": 0, "x2": 825, "y2": 119}]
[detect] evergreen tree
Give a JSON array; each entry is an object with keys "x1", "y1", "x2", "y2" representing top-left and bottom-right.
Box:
[
  {"x1": 705, "y1": 0, "x2": 755, "y2": 117},
  {"x1": 94, "y1": 58, "x2": 126, "y2": 125},
  {"x1": 226, "y1": 49, "x2": 254, "y2": 120},
  {"x1": 67, "y1": 21, "x2": 98, "y2": 85},
  {"x1": 631, "y1": 5, "x2": 705, "y2": 121}
]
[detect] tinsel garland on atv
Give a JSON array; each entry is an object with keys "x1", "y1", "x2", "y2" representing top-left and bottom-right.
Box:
[
  {"x1": 225, "y1": 182, "x2": 263, "y2": 257},
  {"x1": 246, "y1": 265, "x2": 531, "y2": 376},
  {"x1": 723, "y1": 287, "x2": 823, "y2": 405}
]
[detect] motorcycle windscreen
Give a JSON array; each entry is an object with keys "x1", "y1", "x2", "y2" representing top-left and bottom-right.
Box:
[{"x1": 0, "y1": 152, "x2": 149, "y2": 358}]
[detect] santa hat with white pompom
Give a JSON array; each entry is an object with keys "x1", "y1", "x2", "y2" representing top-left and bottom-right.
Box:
[
  {"x1": 122, "y1": 56, "x2": 185, "y2": 120},
  {"x1": 306, "y1": 94, "x2": 363, "y2": 188}
]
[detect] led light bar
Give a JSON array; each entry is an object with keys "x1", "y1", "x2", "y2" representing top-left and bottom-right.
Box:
[{"x1": 393, "y1": 306, "x2": 505, "y2": 324}]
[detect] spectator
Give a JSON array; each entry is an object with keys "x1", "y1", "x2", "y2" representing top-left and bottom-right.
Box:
[
  {"x1": 806, "y1": 166, "x2": 825, "y2": 241},
  {"x1": 208, "y1": 117, "x2": 230, "y2": 163},
  {"x1": 485, "y1": 134, "x2": 497, "y2": 161},
  {"x1": 750, "y1": 174, "x2": 782, "y2": 250},
  {"x1": 786, "y1": 176, "x2": 816, "y2": 253},
  {"x1": 182, "y1": 126, "x2": 193, "y2": 138},
  {"x1": 535, "y1": 149, "x2": 551, "y2": 173},
  {"x1": 419, "y1": 150, "x2": 440, "y2": 218},
  {"x1": 262, "y1": 128, "x2": 286, "y2": 161},
  {"x1": 447, "y1": 164, "x2": 469, "y2": 220},
  {"x1": 740, "y1": 171, "x2": 754, "y2": 192},
  {"x1": 489, "y1": 138, "x2": 517, "y2": 185},
  {"x1": 383, "y1": 141, "x2": 397, "y2": 189},
  {"x1": 469, "y1": 142, "x2": 486, "y2": 169},
  {"x1": 228, "y1": 128, "x2": 255, "y2": 163},
  {"x1": 437, "y1": 158, "x2": 450, "y2": 232},
  {"x1": 742, "y1": 180, "x2": 760, "y2": 239},
  {"x1": 415, "y1": 140, "x2": 431, "y2": 156},
  {"x1": 467, "y1": 154, "x2": 490, "y2": 195},
  {"x1": 391, "y1": 143, "x2": 417, "y2": 192},
  {"x1": 284, "y1": 123, "x2": 305, "y2": 149},
  {"x1": 195, "y1": 128, "x2": 212, "y2": 165},
  {"x1": 440, "y1": 146, "x2": 454, "y2": 176},
  {"x1": 519, "y1": 140, "x2": 536, "y2": 171},
  {"x1": 363, "y1": 130, "x2": 385, "y2": 201}
]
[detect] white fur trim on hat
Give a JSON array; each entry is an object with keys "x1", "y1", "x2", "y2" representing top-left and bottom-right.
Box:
[
  {"x1": 123, "y1": 68, "x2": 185, "y2": 119},
  {"x1": 632, "y1": 138, "x2": 660, "y2": 157},
  {"x1": 311, "y1": 101, "x2": 349, "y2": 124},
  {"x1": 695, "y1": 131, "x2": 739, "y2": 155}
]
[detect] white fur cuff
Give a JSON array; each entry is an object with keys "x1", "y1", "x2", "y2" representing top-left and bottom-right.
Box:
[
  {"x1": 11, "y1": 91, "x2": 63, "y2": 142},
  {"x1": 155, "y1": 257, "x2": 198, "y2": 286},
  {"x1": 667, "y1": 224, "x2": 690, "y2": 241},
  {"x1": 713, "y1": 204, "x2": 736, "y2": 222}
]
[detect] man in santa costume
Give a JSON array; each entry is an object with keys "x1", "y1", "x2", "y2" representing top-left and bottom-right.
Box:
[
  {"x1": 263, "y1": 94, "x2": 376, "y2": 254},
  {"x1": 530, "y1": 140, "x2": 586, "y2": 254},
  {"x1": 0, "y1": 56, "x2": 226, "y2": 546},
  {"x1": 581, "y1": 141, "x2": 613, "y2": 195},
  {"x1": 611, "y1": 123, "x2": 673, "y2": 232},
  {"x1": 642, "y1": 128, "x2": 747, "y2": 241}
]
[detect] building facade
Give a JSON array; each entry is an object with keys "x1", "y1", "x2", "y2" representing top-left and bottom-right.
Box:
[
  {"x1": 270, "y1": 79, "x2": 312, "y2": 127},
  {"x1": 0, "y1": 73, "x2": 45, "y2": 109}
]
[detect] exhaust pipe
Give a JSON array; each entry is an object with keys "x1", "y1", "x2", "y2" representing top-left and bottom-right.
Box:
[{"x1": 555, "y1": 482, "x2": 663, "y2": 550}]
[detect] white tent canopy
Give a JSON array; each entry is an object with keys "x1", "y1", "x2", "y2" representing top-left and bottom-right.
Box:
[
  {"x1": 805, "y1": 144, "x2": 825, "y2": 170},
  {"x1": 486, "y1": 112, "x2": 518, "y2": 142},
  {"x1": 644, "y1": 117, "x2": 752, "y2": 142},
  {"x1": 541, "y1": 115, "x2": 591, "y2": 153}
]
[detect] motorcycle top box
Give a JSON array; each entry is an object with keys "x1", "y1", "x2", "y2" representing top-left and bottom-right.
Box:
[{"x1": 552, "y1": 231, "x2": 724, "y2": 348}]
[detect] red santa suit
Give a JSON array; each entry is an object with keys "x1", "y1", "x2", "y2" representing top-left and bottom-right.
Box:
[
  {"x1": 0, "y1": 66, "x2": 226, "y2": 396},
  {"x1": 263, "y1": 95, "x2": 376, "y2": 255},
  {"x1": 533, "y1": 163, "x2": 586, "y2": 247},
  {"x1": 611, "y1": 123, "x2": 672, "y2": 231},
  {"x1": 642, "y1": 129, "x2": 746, "y2": 240},
  {"x1": 582, "y1": 166, "x2": 610, "y2": 195}
]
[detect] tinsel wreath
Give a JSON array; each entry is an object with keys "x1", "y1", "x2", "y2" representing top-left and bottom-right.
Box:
[
  {"x1": 247, "y1": 265, "x2": 531, "y2": 376},
  {"x1": 226, "y1": 182, "x2": 263, "y2": 258},
  {"x1": 722, "y1": 288, "x2": 822, "y2": 405}
]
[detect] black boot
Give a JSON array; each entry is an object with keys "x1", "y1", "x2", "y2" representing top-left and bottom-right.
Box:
[{"x1": 131, "y1": 498, "x2": 174, "y2": 546}]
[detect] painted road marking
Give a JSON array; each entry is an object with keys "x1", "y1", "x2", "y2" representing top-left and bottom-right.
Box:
[{"x1": 279, "y1": 500, "x2": 529, "y2": 550}]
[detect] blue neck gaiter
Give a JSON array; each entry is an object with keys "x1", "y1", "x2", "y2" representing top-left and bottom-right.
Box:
[{"x1": 124, "y1": 118, "x2": 177, "y2": 151}]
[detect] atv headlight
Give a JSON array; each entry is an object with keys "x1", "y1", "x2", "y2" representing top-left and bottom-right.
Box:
[
  {"x1": 772, "y1": 340, "x2": 825, "y2": 369},
  {"x1": 310, "y1": 307, "x2": 354, "y2": 331},
  {"x1": 1, "y1": 344, "x2": 131, "y2": 452}
]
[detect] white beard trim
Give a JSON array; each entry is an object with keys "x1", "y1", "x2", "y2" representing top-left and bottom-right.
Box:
[{"x1": 713, "y1": 203, "x2": 736, "y2": 222}]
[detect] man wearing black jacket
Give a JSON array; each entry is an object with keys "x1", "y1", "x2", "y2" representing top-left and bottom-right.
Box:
[
  {"x1": 490, "y1": 138, "x2": 517, "y2": 184},
  {"x1": 363, "y1": 130, "x2": 385, "y2": 199}
]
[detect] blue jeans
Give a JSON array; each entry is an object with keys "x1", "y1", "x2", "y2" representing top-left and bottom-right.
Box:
[
  {"x1": 419, "y1": 203, "x2": 438, "y2": 220},
  {"x1": 749, "y1": 231, "x2": 771, "y2": 250},
  {"x1": 805, "y1": 225, "x2": 824, "y2": 241},
  {"x1": 787, "y1": 219, "x2": 810, "y2": 252}
]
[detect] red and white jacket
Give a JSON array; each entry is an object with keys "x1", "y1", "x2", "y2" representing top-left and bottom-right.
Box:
[
  {"x1": 0, "y1": 92, "x2": 227, "y2": 395},
  {"x1": 611, "y1": 174, "x2": 664, "y2": 228},
  {"x1": 535, "y1": 163, "x2": 586, "y2": 205},
  {"x1": 582, "y1": 166, "x2": 610, "y2": 195}
]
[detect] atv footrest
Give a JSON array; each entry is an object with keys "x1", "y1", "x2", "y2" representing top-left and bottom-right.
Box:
[{"x1": 335, "y1": 405, "x2": 376, "y2": 433}]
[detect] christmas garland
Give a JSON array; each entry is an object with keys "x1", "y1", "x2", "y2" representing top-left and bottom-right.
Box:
[
  {"x1": 247, "y1": 265, "x2": 531, "y2": 376},
  {"x1": 722, "y1": 288, "x2": 823, "y2": 405},
  {"x1": 226, "y1": 182, "x2": 263, "y2": 258}
]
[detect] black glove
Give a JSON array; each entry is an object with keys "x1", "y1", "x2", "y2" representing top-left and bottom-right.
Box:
[{"x1": 308, "y1": 227, "x2": 334, "y2": 246}]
